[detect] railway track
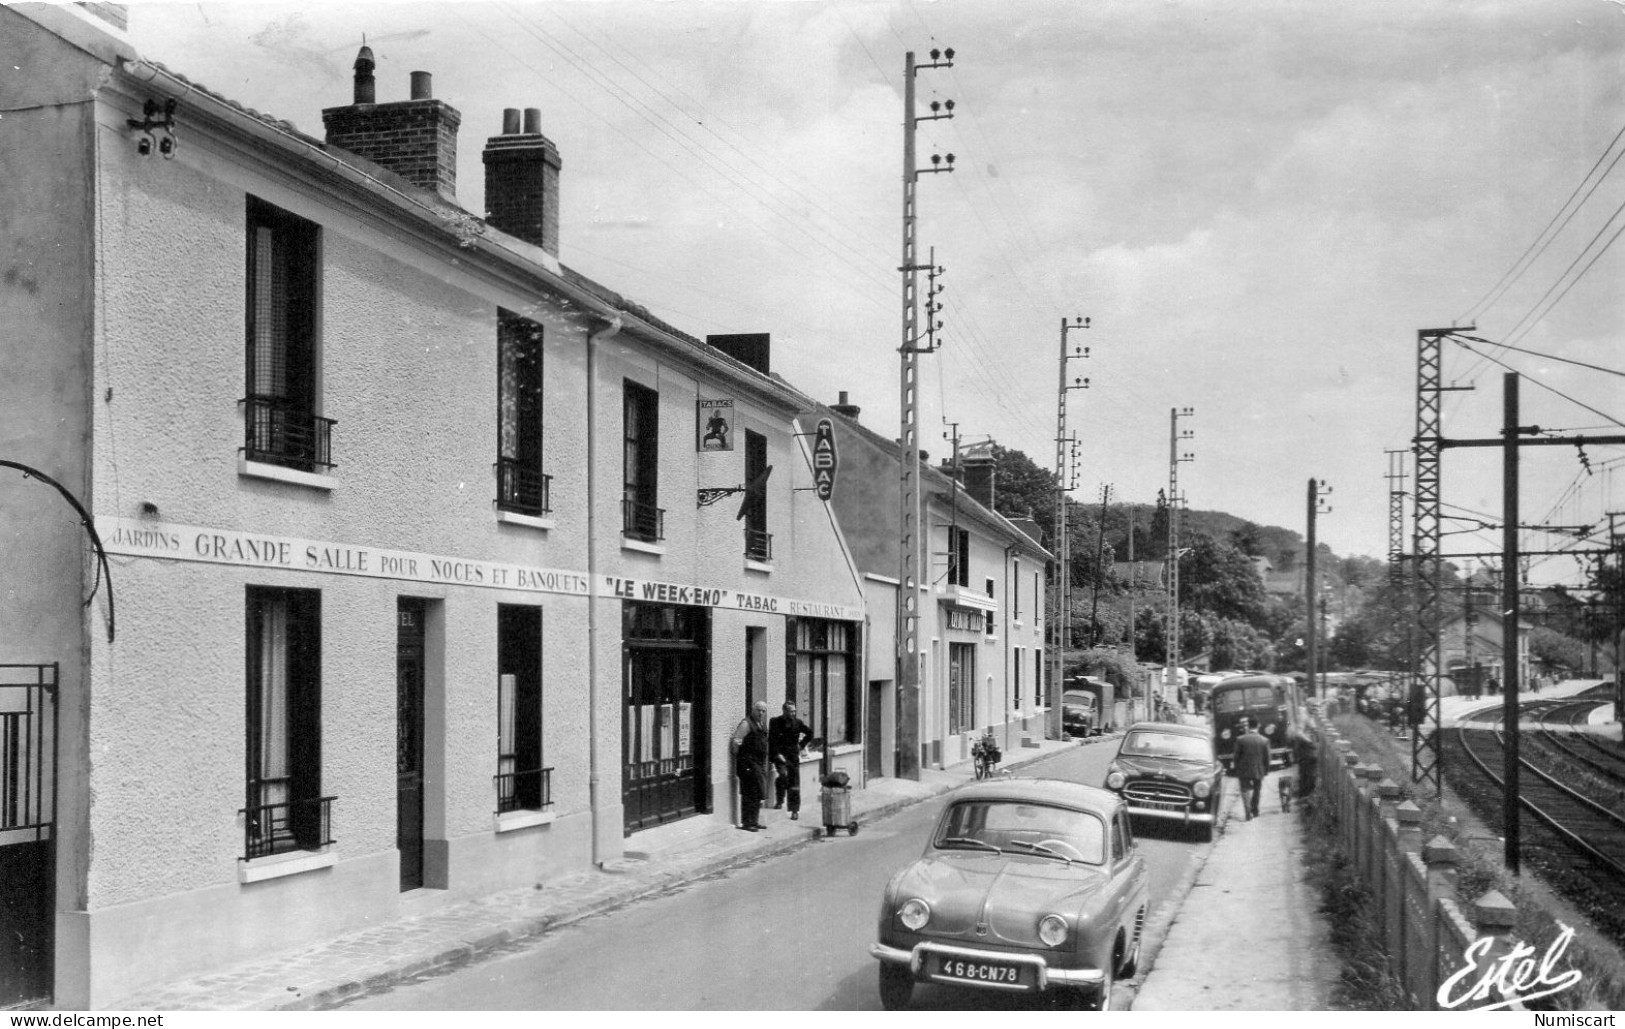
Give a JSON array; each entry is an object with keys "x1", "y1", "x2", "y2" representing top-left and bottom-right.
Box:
[
  {"x1": 1447, "y1": 697, "x2": 1625, "y2": 943},
  {"x1": 1453, "y1": 713, "x2": 1625, "y2": 879},
  {"x1": 1533, "y1": 694, "x2": 1625, "y2": 782}
]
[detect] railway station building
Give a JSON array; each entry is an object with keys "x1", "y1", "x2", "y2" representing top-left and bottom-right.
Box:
[{"x1": 0, "y1": 5, "x2": 868, "y2": 1006}]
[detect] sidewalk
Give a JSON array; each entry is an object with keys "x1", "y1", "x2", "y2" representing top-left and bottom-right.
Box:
[
  {"x1": 113, "y1": 735, "x2": 1096, "y2": 1011},
  {"x1": 1126, "y1": 678, "x2": 1620, "y2": 1011},
  {"x1": 1128, "y1": 773, "x2": 1337, "y2": 1010}
]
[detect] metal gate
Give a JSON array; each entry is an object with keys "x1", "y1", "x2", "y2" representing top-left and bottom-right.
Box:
[{"x1": 0, "y1": 664, "x2": 57, "y2": 1007}]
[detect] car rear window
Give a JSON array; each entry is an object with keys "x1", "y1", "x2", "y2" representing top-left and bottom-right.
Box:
[
  {"x1": 935, "y1": 800, "x2": 1105, "y2": 864},
  {"x1": 1120, "y1": 731, "x2": 1212, "y2": 761}
]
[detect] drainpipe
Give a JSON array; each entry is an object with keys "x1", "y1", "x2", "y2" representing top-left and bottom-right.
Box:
[
  {"x1": 1004, "y1": 541, "x2": 1016, "y2": 753},
  {"x1": 587, "y1": 314, "x2": 622, "y2": 866}
]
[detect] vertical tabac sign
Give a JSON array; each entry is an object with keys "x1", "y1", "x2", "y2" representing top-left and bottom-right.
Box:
[{"x1": 813, "y1": 418, "x2": 838, "y2": 501}]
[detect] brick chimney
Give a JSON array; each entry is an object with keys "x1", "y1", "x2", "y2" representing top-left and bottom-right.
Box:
[
  {"x1": 962, "y1": 443, "x2": 996, "y2": 510},
  {"x1": 322, "y1": 50, "x2": 461, "y2": 202},
  {"x1": 706, "y1": 333, "x2": 770, "y2": 375},
  {"x1": 483, "y1": 107, "x2": 561, "y2": 256}
]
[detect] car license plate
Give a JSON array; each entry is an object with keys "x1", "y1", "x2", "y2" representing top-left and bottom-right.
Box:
[
  {"x1": 1136, "y1": 799, "x2": 1182, "y2": 811},
  {"x1": 935, "y1": 956, "x2": 1024, "y2": 986}
]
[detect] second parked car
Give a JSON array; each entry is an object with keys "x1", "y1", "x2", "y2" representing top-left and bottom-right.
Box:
[{"x1": 1103, "y1": 721, "x2": 1224, "y2": 842}]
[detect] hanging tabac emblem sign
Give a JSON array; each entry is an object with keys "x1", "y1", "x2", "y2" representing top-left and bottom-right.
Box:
[
  {"x1": 812, "y1": 418, "x2": 838, "y2": 501},
  {"x1": 697, "y1": 398, "x2": 734, "y2": 451}
]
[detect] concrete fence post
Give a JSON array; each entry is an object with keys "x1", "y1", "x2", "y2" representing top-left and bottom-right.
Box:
[
  {"x1": 1423, "y1": 835, "x2": 1459, "y2": 904},
  {"x1": 1462, "y1": 891, "x2": 1521, "y2": 1011},
  {"x1": 1395, "y1": 801, "x2": 1423, "y2": 855},
  {"x1": 1377, "y1": 779, "x2": 1402, "y2": 895}
]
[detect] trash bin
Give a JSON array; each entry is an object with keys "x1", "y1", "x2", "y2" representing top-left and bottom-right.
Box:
[{"x1": 819, "y1": 771, "x2": 858, "y2": 837}]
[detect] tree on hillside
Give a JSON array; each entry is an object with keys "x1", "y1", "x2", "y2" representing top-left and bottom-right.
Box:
[
  {"x1": 988, "y1": 443, "x2": 1057, "y2": 528},
  {"x1": 1179, "y1": 531, "x2": 1267, "y2": 624},
  {"x1": 1229, "y1": 521, "x2": 1266, "y2": 557},
  {"x1": 1142, "y1": 491, "x2": 1170, "y2": 561}
]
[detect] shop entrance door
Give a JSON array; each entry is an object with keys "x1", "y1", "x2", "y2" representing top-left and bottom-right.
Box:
[
  {"x1": 0, "y1": 664, "x2": 56, "y2": 1006},
  {"x1": 396, "y1": 600, "x2": 425, "y2": 891},
  {"x1": 622, "y1": 603, "x2": 710, "y2": 833}
]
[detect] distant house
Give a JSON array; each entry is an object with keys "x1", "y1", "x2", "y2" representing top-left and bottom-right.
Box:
[{"x1": 1435, "y1": 608, "x2": 1532, "y2": 690}]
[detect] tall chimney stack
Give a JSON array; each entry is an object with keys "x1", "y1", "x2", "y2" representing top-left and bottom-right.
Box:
[
  {"x1": 323, "y1": 50, "x2": 461, "y2": 202},
  {"x1": 962, "y1": 442, "x2": 997, "y2": 511},
  {"x1": 830, "y1": 391, "x2": 862, "y2": 421},
  {"x1": 483, "y1": 106, "x2": 562, "y2": 256}
]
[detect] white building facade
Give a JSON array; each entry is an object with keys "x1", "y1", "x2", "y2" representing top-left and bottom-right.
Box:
[
  {"x1": 814, "y1": 398, "x2": 1051, "y2": 778},
  {"x1": 0, "y1": 6, "x2": 865, "y2": 1006}
]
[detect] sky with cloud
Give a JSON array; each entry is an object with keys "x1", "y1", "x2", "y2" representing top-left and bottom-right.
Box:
[{"x1": 125, "y1": 0, "x2": 1625, "y2": 581}]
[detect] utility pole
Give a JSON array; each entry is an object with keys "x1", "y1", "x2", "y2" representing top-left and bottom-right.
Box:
[
  {"x1": 1420, "y1": 367, "x2": 1625, "y2": 864},
  {"x1": 896, "y1": 47, "x2": 954, "y2": 780},
  {"x1": 1165, "y1": 408, "x2": 1195, "y2": 703},
  {"x1": 1501, "y1": 373, "x2": 1522, "y2": 875},
  {"x1": 1306, "y1": 478, "x2": 1331, "y2": 699},
  {"x1": 1412, "y1": 325, "x2": 1476, "y2": 796},
  {"x1": 1385, "y1": 450, "x2": 1415, "y2": 697},
  {"x1": 1049, "y1": 316, "x2": 1089, "y2": 739},
  {"x1": 1090, "y1": 484, "x2": 1112, "y2": 647}
]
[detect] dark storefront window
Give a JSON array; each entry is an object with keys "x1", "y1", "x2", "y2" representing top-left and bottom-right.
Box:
[
  {"x1": 622, "y1": 603, "x2": 709, "y2": 832},
  {"x1": 948, "y1": 642, "x2": 975, "y2": 735},
  {"x1": 790, "y1": 619, "x2": 858, "y2": 745}
]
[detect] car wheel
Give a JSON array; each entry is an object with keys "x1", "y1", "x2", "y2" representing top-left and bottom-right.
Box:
[
  {"x1": 878, "y1": 963, "x2": 914, "y2": 1010},
  {"x1": 1201, "y1": 821, "x2": 1215, "y2": 843}
]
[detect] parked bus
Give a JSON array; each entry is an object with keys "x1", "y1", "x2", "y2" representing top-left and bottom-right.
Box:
[{"x1": 1210, "y1": 673, "x2": 1301, "y2": 771}]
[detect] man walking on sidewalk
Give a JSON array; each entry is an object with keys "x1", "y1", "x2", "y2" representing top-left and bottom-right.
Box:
[
  {"x1": 1233, "y1": 717, "x2": 1271, "y2": 821},
  {"x1": 769, "y1": 701, "x2": 814, "y2": 820}
]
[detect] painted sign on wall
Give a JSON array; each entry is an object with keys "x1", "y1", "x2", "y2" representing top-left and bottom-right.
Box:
[{"x1": 698, "y1": 398, "x2": 734, "y2": 451}]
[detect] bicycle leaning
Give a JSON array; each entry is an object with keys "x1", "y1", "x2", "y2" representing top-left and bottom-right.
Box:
[{"x1": 971, "y1": 729, "x2": 1002, "y2": 779}]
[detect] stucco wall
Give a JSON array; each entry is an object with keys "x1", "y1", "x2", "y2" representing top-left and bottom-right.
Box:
[{"x1": 13, "y1": 10, "x2": 868, "y2": 1002}]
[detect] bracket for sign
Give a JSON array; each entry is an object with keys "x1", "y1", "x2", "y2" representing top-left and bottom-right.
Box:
[{"x1": 697, "y1": 486, "x2": 745, "y2": 507}]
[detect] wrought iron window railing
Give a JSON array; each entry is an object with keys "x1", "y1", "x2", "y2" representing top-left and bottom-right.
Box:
[
  {"x1": 241, "y1": 395, "x2": 336, "y2": 472},
  {"x1": 622, "y1": 497, "x2": 665, "y2": 542},
  {"x1": 494, "y1": 766, "x2": 554, "y2": 814},
  {"x1": 240, "y1": 795, "x2": 336, "y2": 860},
  {"x1": 745, "y1": 528, "x2": 773, "y2": 562},
  {"x1": 495, "y1": 458, "x2": 552, "y2": 516}
]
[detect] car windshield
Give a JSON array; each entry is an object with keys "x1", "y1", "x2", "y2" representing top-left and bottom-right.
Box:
[
  {"x1": 935, "y1": 800, "x2": 1105, "y2": 865},
  {"x1": 1063, "y1": 692, "x2": 1092, "y2": 707},
  {"x1": 1120, "y1": 731, "x2": 1212, "y2": 761}
]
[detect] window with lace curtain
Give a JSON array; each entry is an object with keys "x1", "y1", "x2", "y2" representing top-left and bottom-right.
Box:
[
  {"x1": 496, "y1": 605, "x2": 546, "y2": 812},
  {"x1": 244, "y1": 197, "x2": 331, "y2": 472},
  {"x1": 496, "y1": 311, "x2": 548, "y2": 515},
  {"x1": 244, "y1": 586, "x2": 327, "y2": 858}
]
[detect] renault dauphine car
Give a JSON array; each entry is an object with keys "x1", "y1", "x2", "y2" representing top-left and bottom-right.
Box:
[
  {"x1": 870, "y1": 778, "x2": 1148, "y2": 1010},
  {"x1": 1103, "y1": 721, "x2": 1224, "y2": 842}
]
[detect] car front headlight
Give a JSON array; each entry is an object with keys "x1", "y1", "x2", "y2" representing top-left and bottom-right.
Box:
[
  {"x1": 899, "y1": 898, "x2": 930, "y2": 931},
  {"x1": 1193, "y1": 779, "x2": 1211, "y2": 798},
  {"x1": 1105, "y1": 769, "x2": 1125, "y2": 790},
  {"x1": 1219, "y1": 728, "x2": 1231, "y2": 740},
  {"x1": 1266, "y1": 722, "x2": 1278, "y2": 736},
  {"x1": 1038, "y1": 913, "x2": 1069, "y2": 948}
]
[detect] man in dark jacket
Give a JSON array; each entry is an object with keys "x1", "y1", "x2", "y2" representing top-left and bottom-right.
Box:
[
  {"x1": 730, "y1": 701, "x2": 771, "y2": 831},
  {"x1": 769, "y1": 701, "x2": 815, "y2": 820},
  {"x1": 1233, "y1": 717, "x2": 1271, "y2": 821}
]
